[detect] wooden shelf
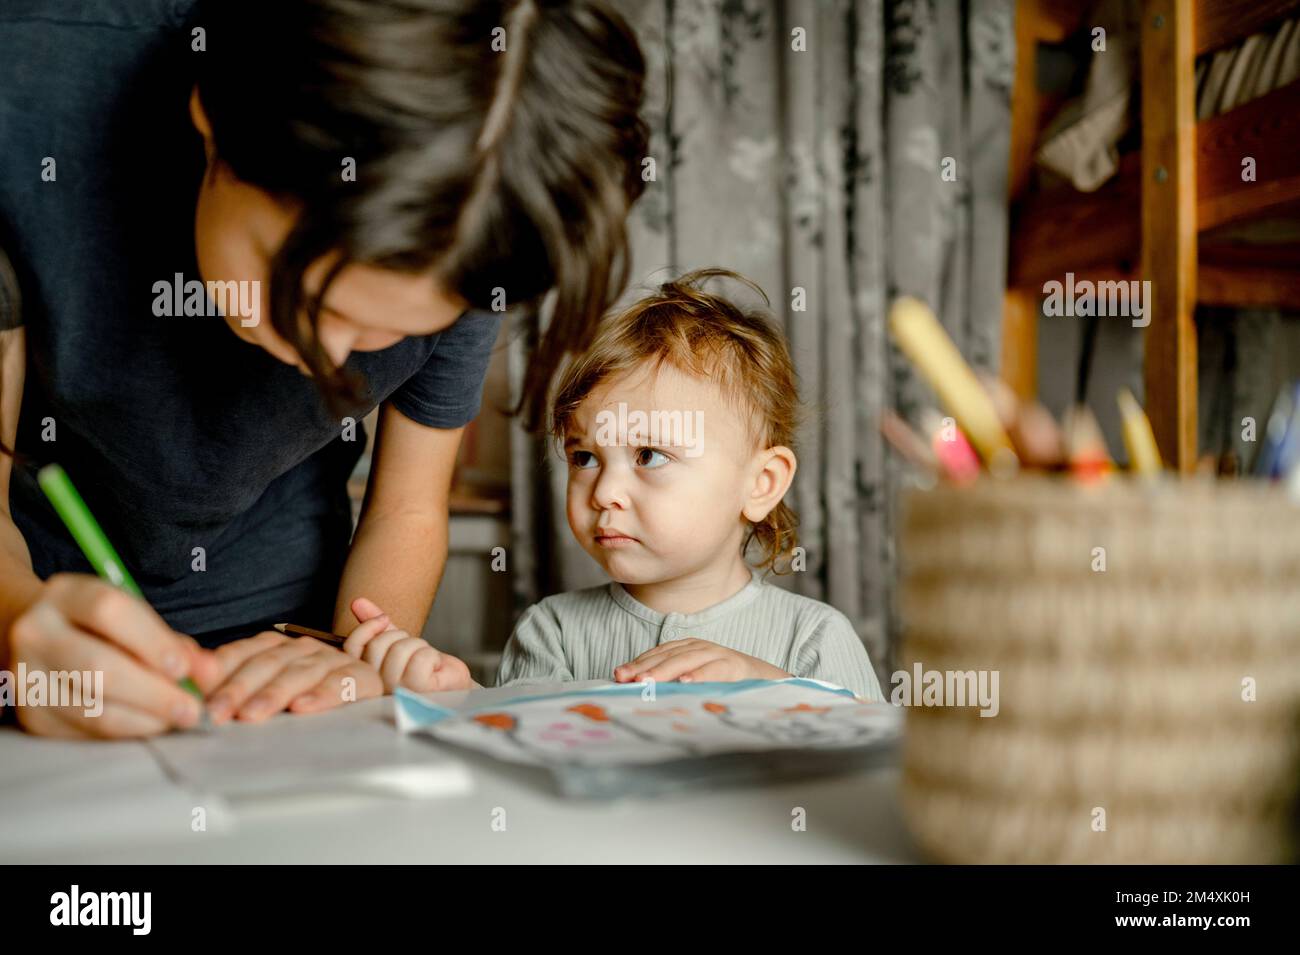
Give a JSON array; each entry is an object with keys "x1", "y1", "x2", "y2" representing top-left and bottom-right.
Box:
[
  {"x1": 1003, "y1": 0, "x2": 1300, "y2": 470},
  {"x1": 1009, "y1": 155, "x2": 1143, "y2": 288},
  {"x1": 1194, "y1": 0, "x2": 1300, "y2": 54},
  {"x1": 1010, "y1": 80, "x2": 1300, "y2": 294}
]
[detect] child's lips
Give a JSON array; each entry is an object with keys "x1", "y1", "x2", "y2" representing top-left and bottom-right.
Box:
[{"x1": 595, "y1": 532, "x2": 638, "y2": 548}]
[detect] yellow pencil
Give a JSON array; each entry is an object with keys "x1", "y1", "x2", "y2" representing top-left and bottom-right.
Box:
[
  {"x1": 888, "y1": 296, "x2": 1018, "y2": 474},
  {"x1": 1116, "y1": 388, "x2": 1163, "y2": 478}
]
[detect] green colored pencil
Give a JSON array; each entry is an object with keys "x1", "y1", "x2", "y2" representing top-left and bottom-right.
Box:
[{"x1": 37, "y1": 464, "x2": 207, "y2": 716}]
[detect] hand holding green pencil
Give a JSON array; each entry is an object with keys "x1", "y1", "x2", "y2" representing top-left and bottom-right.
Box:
[{"x1": 2, "y1": 464, "x2": 217, "y2": 737}]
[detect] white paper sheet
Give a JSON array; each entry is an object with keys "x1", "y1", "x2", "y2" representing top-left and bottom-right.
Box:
[
  {"x1": 0, "y1": 730, "x2": 233, "y2": 857},
  {"x1": 148, "y1": 699, "x2": 471, "y2": 801}
]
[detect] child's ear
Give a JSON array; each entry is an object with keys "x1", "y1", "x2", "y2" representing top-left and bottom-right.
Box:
[{"x1": 742, "y1": 445, "x2": 797, "y2": 523}]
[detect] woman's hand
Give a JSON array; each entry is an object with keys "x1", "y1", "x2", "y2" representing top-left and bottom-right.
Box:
[
  {"x1": 613, "y1": 638, "x2": 790, "y2": 685},
  {"x1": 342, "y1": 596, "x2": 473, "y2": 694},
  {"x1": 199, "y1": 631, "x2": 386, "y2": 724},
  {"x1": 6, "y1": 573, "x2": 218, "y2": 738}
]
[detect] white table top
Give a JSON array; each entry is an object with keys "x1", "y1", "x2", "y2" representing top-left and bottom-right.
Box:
[{"x1": 1, "y1": 683, "x2": 921, "y2": 864}]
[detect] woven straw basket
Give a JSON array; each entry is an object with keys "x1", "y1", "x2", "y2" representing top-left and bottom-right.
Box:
[{"x1": 898, "y1": 476, "x2": 1300, "y2": 864}]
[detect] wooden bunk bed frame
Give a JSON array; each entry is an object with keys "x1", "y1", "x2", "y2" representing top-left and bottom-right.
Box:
[{"x1": 1003, "y1": 0, "x2": 1300, "y2": 471}]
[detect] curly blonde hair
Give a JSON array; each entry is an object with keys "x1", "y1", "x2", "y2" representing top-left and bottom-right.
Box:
[{"x1": 550, "y1": 267, "x2": 801, "y2": 572}]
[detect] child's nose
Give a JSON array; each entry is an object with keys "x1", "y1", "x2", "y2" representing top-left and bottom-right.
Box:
[{"x1": 590, "y1": 467, "x2": 629, "y2": 509}]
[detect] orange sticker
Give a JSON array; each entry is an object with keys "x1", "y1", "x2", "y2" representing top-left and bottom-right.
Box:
[
  {"x1": 567, "y1": 703, "x2": 611, "y2": 723},
  {"x1": 474, "y1": 712, "x2": 516, "y2": 731}
]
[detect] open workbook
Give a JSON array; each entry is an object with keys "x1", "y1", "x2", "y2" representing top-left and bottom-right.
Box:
[{"x1": 395, "y1": 678, "x2": 902, "y2": 798}]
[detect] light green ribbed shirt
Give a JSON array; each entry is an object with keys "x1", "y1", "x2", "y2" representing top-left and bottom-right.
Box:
[{"x1": 495, "y1": 569, "x2": 885, "y2": 700}]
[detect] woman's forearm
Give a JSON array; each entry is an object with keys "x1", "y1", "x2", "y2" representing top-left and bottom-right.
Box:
[
  {"x1": 0, "y1": 324, "x2": 37, "y2": 670},
  {"x1": 0, "y1": 521, "x2": 43, "y2": 671},
  {"x1": 333, "y1": 508, "x2": 449, "y2": 638}
]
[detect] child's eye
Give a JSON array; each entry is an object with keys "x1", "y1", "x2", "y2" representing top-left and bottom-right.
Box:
[
  {"x1": 569, "y1": 450, "x2": 598, "y2": 469},
  {"x1": 634, "y1": 447, "x2": 670, "y2": 469}
]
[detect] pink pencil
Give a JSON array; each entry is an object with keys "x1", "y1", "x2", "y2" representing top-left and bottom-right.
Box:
[{"x1": 922, "y1": 410, "x2": 980, "y2": 485}]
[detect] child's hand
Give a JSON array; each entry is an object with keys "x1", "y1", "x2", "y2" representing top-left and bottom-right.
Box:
[
  {"x1": 613, "y1": 638, "x2": 790, "y2": 685},
  {"x1": 344, "y1": 597, "x2": 473, "y2": 694}
]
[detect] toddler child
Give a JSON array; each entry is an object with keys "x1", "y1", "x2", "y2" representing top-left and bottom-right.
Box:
[{"x1": 346, "y1": 268, "x2": 884, "y2": 700}]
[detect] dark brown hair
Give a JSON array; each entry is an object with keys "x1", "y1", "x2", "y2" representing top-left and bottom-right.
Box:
[
  {"x1": 195, "y1": 0, "x2": 649, "y2": 427},
  {"x1": 551, "y1": 268, "x2": 802, "y2": 571}
]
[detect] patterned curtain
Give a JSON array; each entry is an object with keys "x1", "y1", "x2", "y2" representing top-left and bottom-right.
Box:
[{"x1": 508, "y1": 0, "x2": 1015, "y2": 685}]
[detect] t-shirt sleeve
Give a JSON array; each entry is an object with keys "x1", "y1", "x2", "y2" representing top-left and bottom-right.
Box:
[
  {"x1": 387, "y1": 309, "x2": 503, "y2": 429},
  {"x1": 495, "y1": 602, "x2": 574, "y2": 686},
  {"x1": 793, "y1": 611, "x2": 886, "y2": 701}
]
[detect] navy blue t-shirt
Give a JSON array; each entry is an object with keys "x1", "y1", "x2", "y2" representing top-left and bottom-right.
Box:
[{"x1": 0, "y1": 0, "x2": 503, "y2": 641}]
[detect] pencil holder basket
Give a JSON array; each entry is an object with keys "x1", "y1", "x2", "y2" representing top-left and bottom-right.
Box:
[{"x1": 897, "y1": 476, "x2": 1300, "y2": 863}]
